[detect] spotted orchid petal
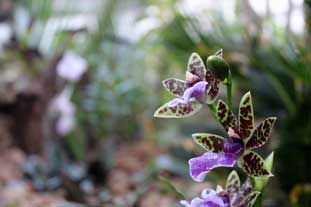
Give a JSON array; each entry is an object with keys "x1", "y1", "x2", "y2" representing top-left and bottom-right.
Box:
[
  {"x1": 187, "y1": 53, "x2": 207, "y2": 83},
  {"x1": 238, "y1": 151, "x2": 273, "y2": 177},
  {"x1": 239, "y1": 92, "x2": 254, "y2": 139},
  {"x1": 192, "y1": 133, "x2": 225, "y2": 153},
  {"x1": 236, "y1": 191, "x2": 260, "y2": 207},
  {"x1": 226, "y1": 171, "x2": 240, "y2": 203},
  {"x1": 154, "y1": 101, "x2": 202, "y2": 118},
  {"x1": 217, "y1": 100, "x2": 238, "y2": 132},
  {"x1": 246, "y1": 117, "x2": 277, "y2": 150},
  {"x1": 189, "y1": 152, "x2": 237, "y2": 182},
  {"x1": 162, "y1": 78, "x2": 187, "y2": 97},
  {"x1": 230, "y1": 178, "x2": 252, "y2": 206},
  {"x1": 206, "y1": 78, "x2": 221, "y2": 104}
]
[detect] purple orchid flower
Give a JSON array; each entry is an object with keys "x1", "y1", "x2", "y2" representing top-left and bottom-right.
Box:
[
  {"x1": 180, "y1": 189, "x2": 229, "y2": 207},
  {"x1": 189, "y1": 92, "x2": 276, "y2": 182},
  {"x1": 154, "y1": 52, "x2": 222, "y2": 118},
  {"x1": 181, "y1": 171, "x2": 260, "y2": 207}
]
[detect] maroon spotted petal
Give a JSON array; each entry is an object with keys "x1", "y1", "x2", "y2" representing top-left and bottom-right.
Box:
[
  {"x1": 238, "y1": 151, "x2": 273, "y2": 177},
  {"x1": 154, "y1": 101, "x2": 202, "y2": 118},
  {"x1": 162, "y1": 78, "x2": 187, "y2": 97},
  {"x1": 187, "y1": 53, "x2": 207, "y2": 82},
  {"x1": 246, "y1": 117, "x2": 277, "y2": 150},
  {"x1": 206, "y1": 78, "x2": 221, "y2": 104},
  {"x1": 192, "y1": 133, "x2": 225, "y2": 153},
  {"x1": 226, "y1": 171, "x2": 240, "y2": 203},
  {"x1": 235, "y1": 191, "x2": 260, "y2": 207},
  {"x1": 239, "y1": 92, "x2": 254, "y2": 139},
  {"x1": 231, "y1": 178, "x2": 251, "y2": 206},
  {"x1": 217, "y1": 100, "x2": 238, "y2": 132}
]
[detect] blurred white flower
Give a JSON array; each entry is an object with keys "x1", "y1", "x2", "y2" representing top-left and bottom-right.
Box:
[
  {"x1": 51, "y1": 87, "x2": 76, "y2": 136},
  {"x1": 57, "y1": 51, "x2": 87, "y2": 82},
  {"x1": 0, "y1": 23, "x2": 12, "y2": 51}
]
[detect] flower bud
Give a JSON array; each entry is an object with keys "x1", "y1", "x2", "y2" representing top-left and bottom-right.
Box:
[{"x1": 206, "y1": 55, "x2": 229, "y2": 81}]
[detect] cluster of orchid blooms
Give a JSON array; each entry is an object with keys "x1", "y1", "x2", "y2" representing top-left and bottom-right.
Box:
[{"x1": 154, "y1": 50, "x2": 276, "y2": 207}]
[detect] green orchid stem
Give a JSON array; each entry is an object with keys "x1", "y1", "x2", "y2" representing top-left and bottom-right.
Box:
[
  {"x1": 207, "y1": 103, "x2": 218, "y2": 121},
  {"x1": 226, "y1": 69, "x2": 233, "y2": 110},
  {"x1": 254, "y1": 194, "x2": 262, "y2": 207}
]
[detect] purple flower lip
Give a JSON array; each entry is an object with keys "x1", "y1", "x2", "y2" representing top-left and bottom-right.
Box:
[
  {"x1": 180, "y1": 189, "x2": 229, "y2": 207},
  {"x1": 189, "y1": 135, "x2": 244, "y2": 182},
  {"x1": 189, "y1": 152, "x2": 237, "y2": 182},
  {"x1": 223, "y1": 138, "x2": 244, "y2": 157},
  {"x1": 186, "y1": 71, "x2": 202, "y2": 87},
  {"x1": 182, "y1": 170, "x2": 261, "y2": 207},
  {"x1": 168, "y1": 81, "x2": 209, "y2": 107}
]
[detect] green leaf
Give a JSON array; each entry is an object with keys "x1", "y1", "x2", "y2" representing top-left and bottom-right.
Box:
[
  {"x1": 226, "y1": 170, "x2": 241, "y2": 201},
  {"x1": 265, "y1": 151, "x2": 274, "y2": 172},
  {"x1": 239, "y1": 92, "x2": 254, "y2": 140},
  {"x1": 154, "y1": 101, "x2": 202, "y2": 118},
  {"x1": 216, "y1": 100, "x2": 238, "y2": 132},
  {"x1": 192, "y1": 133, "x2": 225, "y2": 152},
  {"x1": 238, "y1": 151, "x2": 273, "y2": 177},
  {"x1": 158, "y1": 176, "x2": 186, "y2": 199},
  {"x1": 162, "y1": 78, "x2": 187, "y2": 97},
  {"x1": 246, "y1": 117, "x2": 277, "y2": 150},
  {"x1": 187, "y1": 53, "x2": 207, "y2": 81}
]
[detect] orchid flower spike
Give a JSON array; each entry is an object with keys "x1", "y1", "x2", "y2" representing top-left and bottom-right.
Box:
[
  {"x1": 189, "y1": 92, "x2": 276, "y2": 182},
  {"x1": 180, "y1": 171, "x2": 260, "y2": 207},
  {"x1": 154, "y1": 52, "x2": 223, "y2": 118}
]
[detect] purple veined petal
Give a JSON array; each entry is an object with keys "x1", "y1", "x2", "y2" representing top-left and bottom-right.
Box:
[
  {"x1": 223, "y1": 138, "x2": 244, "y2": 157},
  {"x1": 183, "y1": 81, "x2": 208, "y2": 104},
  {"x1": 180, "y1": 198, "x2": 206, "y2": 207},
  {"x1": 180, "y1": 200, "x2": 192, "y2": 207},
  {"x1": 203, "y1": 190, "x2": 226, "y2": 207},
  {"x1": 168, "y1": 98, "x2": 189, "y2": 107},
  {"x1": 186, "y1": 71, "x2": 201, "y2": 86},
  {"x1": 180, "y1": 196, "x2": 226, "y2": 207},
  {"x1": 168, "y1": 81, "x2": 209, "y2": 107},
  {"x1": 189, "y1": 152, "x2": 237, "y2": 182}
]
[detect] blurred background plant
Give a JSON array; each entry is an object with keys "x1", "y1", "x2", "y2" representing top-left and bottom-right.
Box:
[{"x1": 0, "y1": 0, "x2": 310, "y2": 206}]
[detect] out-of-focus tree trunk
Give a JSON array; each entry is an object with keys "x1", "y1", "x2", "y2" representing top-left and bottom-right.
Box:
[{"x1": 0, "y1": 53, "x2": 60, "y2": 155}]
